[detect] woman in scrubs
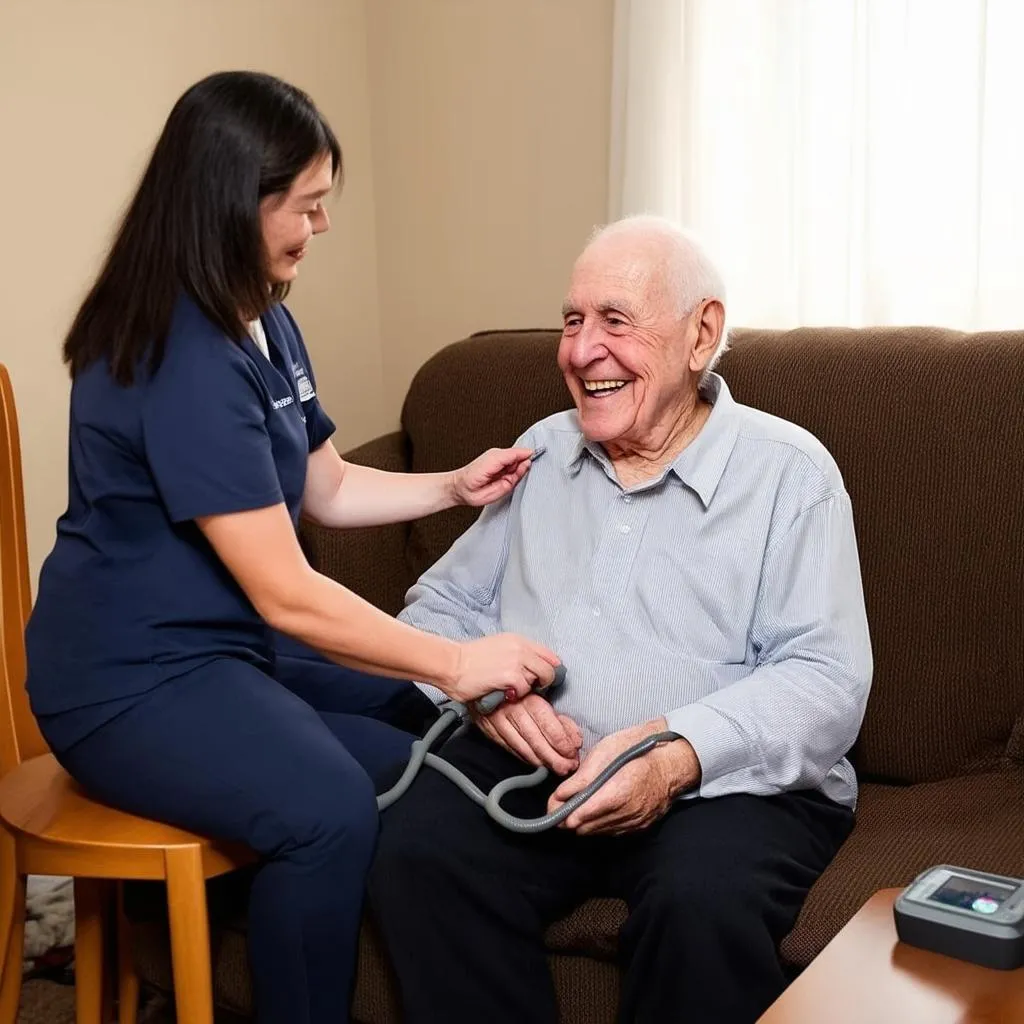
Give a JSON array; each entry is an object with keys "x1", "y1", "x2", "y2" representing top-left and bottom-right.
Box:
[{"x1": 24, "y1": 70, "x2": 558, "y2": 1024}]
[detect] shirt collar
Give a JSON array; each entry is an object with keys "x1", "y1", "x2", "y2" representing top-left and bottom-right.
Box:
[{"x1": 565, "y1": 373, "x2": 741, "y2": 509}]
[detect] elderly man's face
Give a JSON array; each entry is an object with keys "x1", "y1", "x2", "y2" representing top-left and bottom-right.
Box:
[{"x1": 558, "y1": 234, "x2": 715, "y2": 451}]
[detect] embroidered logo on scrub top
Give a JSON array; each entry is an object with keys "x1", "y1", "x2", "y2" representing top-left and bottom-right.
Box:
[{"x1": 293, "y1": 362, "x2": 316, "y2": 403}]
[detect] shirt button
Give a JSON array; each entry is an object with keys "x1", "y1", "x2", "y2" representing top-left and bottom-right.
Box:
[
  {"x1": 618, "y1": 523, "x2": 631, "y2": 534},
  {"x1": 622, "y1": 494, "x2": 633, "y2": 503},
  {"x1": 592, "y1": 606, "x2": 601, "y2": 617}
]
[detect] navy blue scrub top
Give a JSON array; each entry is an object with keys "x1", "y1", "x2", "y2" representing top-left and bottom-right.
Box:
[{"x1": 25, "y1": 296, "x2": 336, "y2": 749}]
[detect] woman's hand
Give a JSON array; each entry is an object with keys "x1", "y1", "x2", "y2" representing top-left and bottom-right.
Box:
[
  {"x1": 445, "y1": 634, "x2": 560, "y2": 705},
  {"x1": 451, "y1": 447, "x2": 539, "y2": 507}
]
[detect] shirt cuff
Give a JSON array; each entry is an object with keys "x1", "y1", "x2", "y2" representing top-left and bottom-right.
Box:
[
  {"x1": 664, "y1": 703, "x2": 753, "y2": 791},
  {"x1": 414, "y1": 681, "x2": 449, "y2": 706}
]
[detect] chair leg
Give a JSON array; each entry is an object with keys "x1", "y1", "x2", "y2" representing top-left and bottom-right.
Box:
[
  {"x1": 74, "y1": 877, "x2": 106, "y2": 1024},
  {"x1": 165, "y1": 845, "x2": 214, "y2": 1024},
  {"x1": 0, "y1": 832, "x2": 24, "y2": 1024},
  {"x1": 101, "y1": 882, "x2": 116, "y2": 1024},
  {"x1": 116, "y1": 882, "x2": 140, "y2": 1024},
  {"x1": 0, "y1": 832, "x2": 15, "y2": 984}
]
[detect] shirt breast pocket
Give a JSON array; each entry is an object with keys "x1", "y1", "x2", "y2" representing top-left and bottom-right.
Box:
[{"x1": 631, "y1": 541, "x2": 758, "y2": 664}]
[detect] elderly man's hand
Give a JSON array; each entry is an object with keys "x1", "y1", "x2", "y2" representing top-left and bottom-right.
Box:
[
  {"x1": 473, "y1": 694, "x2": 583, "y2": 775},
  {"x1": 547, "y1": 720, "x2": 701, "y2": 835}
]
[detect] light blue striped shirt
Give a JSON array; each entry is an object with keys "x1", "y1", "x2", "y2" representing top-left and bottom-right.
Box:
[{"x1": 400, "y1": 374, "x2": 873, "y2": 808}]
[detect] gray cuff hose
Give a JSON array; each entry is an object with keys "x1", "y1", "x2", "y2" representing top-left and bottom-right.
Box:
[{"x1": 376, "y1": 667, "x2": 681, "y2": 833}]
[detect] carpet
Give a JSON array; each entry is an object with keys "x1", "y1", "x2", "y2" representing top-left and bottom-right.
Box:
[
  {"x1": 18, "y1": 981, "x2": 248, "y2": 1023},
  {"x1": 17, "y1": 876, "x2": 248, "y2": 1023},
  {"x1": 18, "y1": 980, "x2": 172, "y2": 1023}
]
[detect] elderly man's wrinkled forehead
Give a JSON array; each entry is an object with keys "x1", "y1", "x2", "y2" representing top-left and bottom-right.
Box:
[{"x1": 569, "y1": 229, "x2": 678, "y2": 314}]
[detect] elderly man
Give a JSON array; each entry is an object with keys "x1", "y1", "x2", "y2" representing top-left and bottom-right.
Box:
[{"x1": 368, "y1": 216, "x2": 872, "y2": 1024}]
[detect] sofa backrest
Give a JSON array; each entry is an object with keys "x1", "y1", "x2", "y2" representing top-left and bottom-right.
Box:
[{"x1": 400, "y1": 327, "x2": 1024, "y2": 785}]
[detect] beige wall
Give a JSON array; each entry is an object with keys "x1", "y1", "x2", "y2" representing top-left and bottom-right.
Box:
[
  {"x1": 0, "y1": 0, "x2": 384, "y2": 584},
  {"x1": 0, "y1": 0, "x2": 613, "y2": 584},
  {"x1": 367, "y1": 0, "x2": 614, "y2": 411}
]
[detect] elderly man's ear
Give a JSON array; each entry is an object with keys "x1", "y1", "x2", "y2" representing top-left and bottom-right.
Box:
[{"x1": 688, "y1": 298, "x2": 726, "y2": 374}]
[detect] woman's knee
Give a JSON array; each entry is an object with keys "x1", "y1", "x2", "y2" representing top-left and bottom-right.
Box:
[{"x1": 266, "y1": 764, "x2": 380, "y2": 863}]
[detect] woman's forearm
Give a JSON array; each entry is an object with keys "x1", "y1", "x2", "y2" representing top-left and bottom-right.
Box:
[
  {"x1": 197, "y1": 502, "x2": 552, "y2": 705},
  {"x1": 323, "y1": 463, "x2": 458, "y2": 527},
  {"x1": 302, "y1": 441, "x2": 460, "y2": 529},
  {"x1": 265, "y1": 564, "x2": 461, "y2": 686},
  {"x1": 301, "y1": 440, "x2": 535, "y2": 529}
]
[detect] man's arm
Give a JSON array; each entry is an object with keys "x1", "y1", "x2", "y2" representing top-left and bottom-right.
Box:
[
  {"x1": 551, "y1": 491, "x2": 871, "y2": 833},
  {"x1": 398, "y1": 492, "x2": 515, "y2": 702},
  {"x1": 665, "y1": 492, "x2": 873, "y2": 799},
  {"x1": 397, "y1": 443, "x2": 584, "y2": 773}
]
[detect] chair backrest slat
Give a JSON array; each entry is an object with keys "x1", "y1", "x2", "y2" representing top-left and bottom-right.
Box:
[{"x1": 0, "y1": 364, "x2": 50, "y2": 774}]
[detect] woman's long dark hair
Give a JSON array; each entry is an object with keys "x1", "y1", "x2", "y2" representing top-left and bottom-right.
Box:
[{"x1": 63, "y1": 71, "x2": 341, "y2": 384}]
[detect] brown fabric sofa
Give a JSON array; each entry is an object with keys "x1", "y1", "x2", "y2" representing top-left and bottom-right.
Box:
[{"x1": 128, "y1": 326, "x2": 1024, "y2": 1022}]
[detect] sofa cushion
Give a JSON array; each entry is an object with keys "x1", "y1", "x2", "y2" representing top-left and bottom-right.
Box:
[
  {"x1": 780, "y1": 767, "x2": 1024, "y2": 966},
  {"x1": 401, "y1": 327, "x2": 1024, "y2": 785},
  {"x1": 538, "y1": 768, "x2": 1024, "y2": 968}
]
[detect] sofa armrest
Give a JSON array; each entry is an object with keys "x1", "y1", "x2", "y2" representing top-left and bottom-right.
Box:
[
  {"x1": 341, "y1": 431, "x2": 412, "y2": 474},
  {"x1": 298, "y1": 431, "x2": 413, "y2": 616}
]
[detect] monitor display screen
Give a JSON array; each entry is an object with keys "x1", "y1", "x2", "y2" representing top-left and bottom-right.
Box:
[{"x1": 928, "y1": 875, "x2": 1016, "y2": 915}]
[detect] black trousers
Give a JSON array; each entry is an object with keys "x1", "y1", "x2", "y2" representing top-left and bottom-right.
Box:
[{"x1": 369, "y1": 731, "x2": 853, "y2": 1024}]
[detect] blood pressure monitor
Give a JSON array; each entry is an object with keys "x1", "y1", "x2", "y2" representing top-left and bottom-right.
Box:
[{"x1": 894, "y1": 864, "x2": 1024, "y2": 969}]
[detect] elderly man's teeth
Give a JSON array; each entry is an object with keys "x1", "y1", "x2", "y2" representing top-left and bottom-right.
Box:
[{"x1": 583, "y1": 380, "x2": 627, "y2": 392}]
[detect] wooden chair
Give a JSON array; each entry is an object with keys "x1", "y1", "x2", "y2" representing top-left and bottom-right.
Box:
[{"x1": 0, "y1": 363, "x2": 254, "y2": 1023}]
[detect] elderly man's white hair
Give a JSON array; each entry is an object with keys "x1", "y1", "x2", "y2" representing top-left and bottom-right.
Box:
[{"x1": 588, "y1": 215, "x2": 730, "y2": 373}]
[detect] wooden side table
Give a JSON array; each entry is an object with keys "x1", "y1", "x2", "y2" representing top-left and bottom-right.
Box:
[{"x1": 759, "y1": 889, "x2": 1024, "y2": 1023}]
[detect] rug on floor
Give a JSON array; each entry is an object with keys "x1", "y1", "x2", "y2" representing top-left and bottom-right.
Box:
[
  {"x1": 18, "y1": 979, "x2": 171, "y2": 1024},
  {"x1": 23, "y1": 875, "x2": 74, "y2": 971}
]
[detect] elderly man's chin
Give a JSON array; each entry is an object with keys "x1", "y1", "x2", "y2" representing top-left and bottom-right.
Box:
[{"x1": 574, "y1": 388, "x2": 638, "y2": 443}]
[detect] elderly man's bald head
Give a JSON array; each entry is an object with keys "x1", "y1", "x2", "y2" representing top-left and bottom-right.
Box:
[{"x1": 580, "y1": 216, "x2": 729, "y2": 367}]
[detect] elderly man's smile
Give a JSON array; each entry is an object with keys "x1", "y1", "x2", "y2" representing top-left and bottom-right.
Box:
[{"x1": 581, "y1": 378, "x2": 631, "y2": 397}]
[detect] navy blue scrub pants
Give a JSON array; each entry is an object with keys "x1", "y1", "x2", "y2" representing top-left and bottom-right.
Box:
[{"x1": 46, "y1": 639, "x2": 434, "y2": 1024}]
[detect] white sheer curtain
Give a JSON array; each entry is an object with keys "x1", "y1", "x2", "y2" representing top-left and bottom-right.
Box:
[{"x1": 610, "y1": 0, "x2": 1024, "y2": 330}]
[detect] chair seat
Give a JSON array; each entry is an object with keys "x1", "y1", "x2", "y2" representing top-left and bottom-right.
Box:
[{"x1": 0, "y1": 754, "x2": 251, "y2": 879}]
